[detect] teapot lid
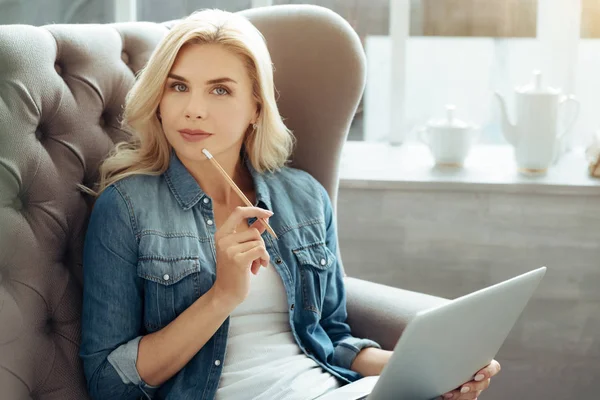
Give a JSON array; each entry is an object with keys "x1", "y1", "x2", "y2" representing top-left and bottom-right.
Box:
[
  {"x1": 427, "y1": 105, "x2": 471, "y2": 129},
  {"x1": 516, "y1": 70, "x2": 560, "y2": 95}
]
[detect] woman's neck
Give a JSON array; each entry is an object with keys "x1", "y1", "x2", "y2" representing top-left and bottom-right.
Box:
[{"x1": 179, "y1": 147, "x2": 254, "y2": 207}]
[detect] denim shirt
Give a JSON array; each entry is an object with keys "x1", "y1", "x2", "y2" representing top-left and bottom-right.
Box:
[{"x1": 79, "y1": 151, "x2": 381, "y2": 400}]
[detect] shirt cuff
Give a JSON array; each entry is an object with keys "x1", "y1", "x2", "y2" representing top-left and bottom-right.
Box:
[
  {"x1": 107, "y1": 335, "x2": 161, "y2": 395},
  {"x1": 332, "y1": 336, "x2": 382, "y2": 371}
]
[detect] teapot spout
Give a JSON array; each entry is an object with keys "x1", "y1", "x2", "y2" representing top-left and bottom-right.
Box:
[{"x1": 495, "y1": 92, "x2": 517, "y2": 146}]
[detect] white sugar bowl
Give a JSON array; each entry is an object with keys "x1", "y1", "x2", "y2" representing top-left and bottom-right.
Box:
[{"x1": 417, "y1": 105, "x2": 479, "y2": 166}]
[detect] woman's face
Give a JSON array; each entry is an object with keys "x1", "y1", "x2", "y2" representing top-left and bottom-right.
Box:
[{"x1": 159, "y1": 43, "x2": 258, "y2": 162}]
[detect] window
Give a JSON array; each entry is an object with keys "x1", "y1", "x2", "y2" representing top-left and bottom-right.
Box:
[
  {"x1": 399, "y1": 0, "x2": 541, "y2": 145},
  {"x1": 365, "y1": 0, "x2": 589, "y2": 149},
  {"x1": 138, "y1": 0, "x2": 252, "y2": 22},
  {"x1": 0, "y1": 0, "x2": 114, "y2": 25}
]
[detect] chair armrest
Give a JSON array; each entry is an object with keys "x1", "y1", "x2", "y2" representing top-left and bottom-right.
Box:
[{"x1": 344, "y1": 277, "x2": 450, "y2": 351}]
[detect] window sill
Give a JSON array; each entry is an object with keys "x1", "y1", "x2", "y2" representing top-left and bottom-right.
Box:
[{"x1": 339, "y1": 142, "x2": 600, "y2": 196}]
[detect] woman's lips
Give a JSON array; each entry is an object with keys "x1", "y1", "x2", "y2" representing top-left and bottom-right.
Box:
[{"x1": 178, "y1": 130, "x2": 212, "y2": 142}]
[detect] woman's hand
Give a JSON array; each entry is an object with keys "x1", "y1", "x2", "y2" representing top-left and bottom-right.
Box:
[
  {"x1": 440, "y1": 360, "x2": 501, "y2": 399},
  {"x1": 211, "y1": 206, "x2": 273, "y2": 308}
]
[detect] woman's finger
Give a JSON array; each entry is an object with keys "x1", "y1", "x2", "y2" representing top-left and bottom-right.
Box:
[
  {"x1": 218, "y1": 206, "x2": 273, "y2": 237},
  {"x1": 237, "y1": 245, "x2": 270, "y2": 267},
  {"x1": 443, "y1": 386, "x2": 479, "y2": 400},
  {"x1": 474, "y1": 359, "x2": 501, "y2": 381},
  {"x1": 250, "y1": 259, "x2": 261, "y2": 275},
  {"x1": 460, "y1": 376, "x2": 491, "y2": 395},
  {"x1": 228, "y1": 240, "x2": 264, "y2": 257},
  {"x1": 218, "y1": 227, "x2": 264, "y2": 248},
  {"x1": 250, "y1": 217, "x2": 270, "y2": 235}
]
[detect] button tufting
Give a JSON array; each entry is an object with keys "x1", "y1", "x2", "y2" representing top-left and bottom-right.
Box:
[
  {"x1": 12, "y1": 197, "x2": 22, "y2": 211},
  {"x1": 44, "y1": 318, "x2": 53, "y2": 334}
]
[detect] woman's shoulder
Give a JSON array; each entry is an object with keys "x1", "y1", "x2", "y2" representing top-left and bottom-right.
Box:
[
  {"x1": 265, "y1": 166, "x2": 329, "y2": 211},
  {"x1": 93, "y1": 173, "x2": 164, "y2": 211},
  {"x1": 276, "y1": 165, "x2": 318, "y2": 182},
  {"x1": 270, "y1": 166, "x2": 324, "y2": 193}
]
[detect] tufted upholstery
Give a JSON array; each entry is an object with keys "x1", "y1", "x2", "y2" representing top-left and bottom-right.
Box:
[{"x1": 0, "y1": 5, "x2": 448, "y2": 399}]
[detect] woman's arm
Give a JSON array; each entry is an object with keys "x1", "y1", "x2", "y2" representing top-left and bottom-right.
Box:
[
  {"x1": 350, "y1": 348, "x2": 393, "y2": 376},
  {"x1": 316, "y1": 183, "x2": 382, "y2": 374},
  {"x1": 136, "y1": 288, "x2": 235, "y2": 387},
  {"x1": 80, "y1": 186, "x2": 236, "y2": 399}
]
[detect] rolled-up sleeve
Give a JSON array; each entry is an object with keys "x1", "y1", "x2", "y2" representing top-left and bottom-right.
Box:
[
  {"x1": 317, "y1": 183, "x2": 381, "y2": 372},
  {"x1": 79, "y1": 185, "x2": 159, "y2": 400}
]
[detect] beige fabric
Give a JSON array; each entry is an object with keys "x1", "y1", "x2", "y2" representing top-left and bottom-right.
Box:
[{"x1": 0, "y1": 4, "x2": 445, "y2": 399}]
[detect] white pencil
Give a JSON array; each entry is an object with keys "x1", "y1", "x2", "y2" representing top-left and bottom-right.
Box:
[{"x1": 202, "y1": 148, "x2": 278, "y2": 239}]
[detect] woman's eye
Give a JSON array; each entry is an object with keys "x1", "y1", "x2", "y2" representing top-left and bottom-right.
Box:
[
  {"x1": 212, "y1": 86, "x2": 229, "y2": 96},
  {"x1": 172, "y1": 83, "x2": 187, "y2": 92}
]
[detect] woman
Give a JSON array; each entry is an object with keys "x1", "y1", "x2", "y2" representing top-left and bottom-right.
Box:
[{"x1": 79, "y1": 9, "x2": 499, "y2": 400}]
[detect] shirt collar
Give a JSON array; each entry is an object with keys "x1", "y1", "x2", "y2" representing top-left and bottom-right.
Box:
[{"x1": 164, "y1": 149, "x2": 272, "y2": 211}]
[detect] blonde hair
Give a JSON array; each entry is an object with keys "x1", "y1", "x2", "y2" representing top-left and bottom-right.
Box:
[{"x1": 80, "y1": 9, "x2": 294, "y2": 197}]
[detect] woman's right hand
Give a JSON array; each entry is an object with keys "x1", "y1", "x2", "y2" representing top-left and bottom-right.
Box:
[{"x1": 212, "y1": 206, "x2": 274, "y2": 308}]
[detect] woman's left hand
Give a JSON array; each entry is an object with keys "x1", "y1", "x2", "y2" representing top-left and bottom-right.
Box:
[{"x1": 440, "y1": 359, "x2": 501, "y2": 399}]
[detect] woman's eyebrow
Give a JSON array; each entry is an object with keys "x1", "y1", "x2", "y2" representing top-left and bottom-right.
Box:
[
  {"x1": 167, "y1": 73, "x2": 237, "y2": 85},
  {"x1": 206, "y1": 77, "x2": 237, "y2": 85},
  {"x1": 167, "y1": 73, "x2": 189, "y2": 83}
]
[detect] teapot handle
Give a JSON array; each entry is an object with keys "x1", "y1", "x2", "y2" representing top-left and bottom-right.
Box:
[
  {"x1": 415, "y1": 126, "x2": 429, "y2": 145},
  {"x1": 558, "y1": 95, "x2": 580, "y2": 140}
]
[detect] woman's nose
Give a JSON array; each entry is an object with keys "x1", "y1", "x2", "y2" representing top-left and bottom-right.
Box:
[
  {"x1": 185, "y1": 112, "x2": 203, "y2": 119},
  {"x1": 184, "y1": 96, "x2": 207, "y2": 119}
]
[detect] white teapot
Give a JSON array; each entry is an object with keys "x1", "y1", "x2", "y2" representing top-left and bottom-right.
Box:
[
  {"x1": 495, "y1": 70, "x2": 580, "y2": 174},
  {"x1": 417, "y1": 105, "x2": 479, "y2": 166}
]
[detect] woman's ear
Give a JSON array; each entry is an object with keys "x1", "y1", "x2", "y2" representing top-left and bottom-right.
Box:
[{"x1": 251, "y1": 105, "x2": 261, "y2": 125}]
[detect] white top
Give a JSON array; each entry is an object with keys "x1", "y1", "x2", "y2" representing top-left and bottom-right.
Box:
[{"x1": 214, "y1": 263, "x2": 341, "y2": 400}]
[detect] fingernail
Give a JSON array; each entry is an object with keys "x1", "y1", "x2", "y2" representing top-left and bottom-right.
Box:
[
  {"x1": 474, "y1": 374, "x2": 485, "y2": 382},
  {"x1": 461, "y1": 386, "x2": 470, "y2": 394},
  {"x1": 265, "y1": 210, "x2": 274, "y2": 215}
]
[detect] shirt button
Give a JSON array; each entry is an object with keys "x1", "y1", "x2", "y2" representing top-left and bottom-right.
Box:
[
  {"x1": 290, "y1": 304, "x2": 295, "y2": 311},
  {"x1": 163, "y1": 274, "x2": 170, "y2": 281},
  {"x1": 214, "y1": 360, "x2": 221, "y2": 366},
  {"x1": 206, "y1": 219, "x2": 214, "y2": 225},
  {"x1": 203, "y1": 198, "x2": 210, "y2": 204},
  {"x1": 320, "y1": 258, "x2": 327, "y2": 266},
  {"x1": 275, "y1": 258, "x2": 282, "y2": 264}
]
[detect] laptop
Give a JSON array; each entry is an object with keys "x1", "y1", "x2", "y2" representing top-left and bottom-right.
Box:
[{"x1": 316, "y1": 266, "x2": 547, "y2": 400}]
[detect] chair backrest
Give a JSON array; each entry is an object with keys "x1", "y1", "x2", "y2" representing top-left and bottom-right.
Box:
[{"x1": 0, "y1": 5, "x2": 365, "y2": 398}]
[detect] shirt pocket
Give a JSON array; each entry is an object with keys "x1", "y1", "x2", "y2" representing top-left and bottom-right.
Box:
[
  {"x1": 292, "y1": 242, "x2": 336, "y2": 316},
  {"x1": 137, "y1": 258, "x2": 202, "y2": 331}
]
